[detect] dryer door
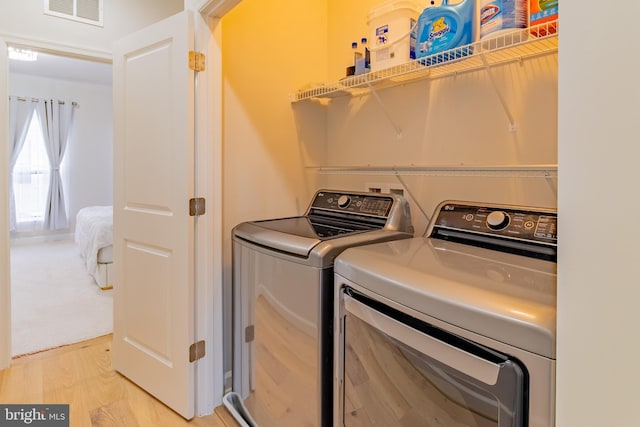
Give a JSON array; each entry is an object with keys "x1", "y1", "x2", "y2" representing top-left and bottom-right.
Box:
[{"x1": 339, "y1": 290, "x2": 527, "y2": 427}]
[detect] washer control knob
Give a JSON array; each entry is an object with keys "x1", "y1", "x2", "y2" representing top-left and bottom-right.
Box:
[
  {"x1": 487, "y1": 211, "x2": 510, "y2": 230},
  {"x1": 337, "y1": 195, "x2": 351, "y2": 208}
]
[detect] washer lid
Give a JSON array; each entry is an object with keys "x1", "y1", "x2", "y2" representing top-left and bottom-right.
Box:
[
  {"x1": 334, "y1": 237, "x2": 557, "y2": 358},
  {"x1": 233, "y1": 218, "x2": 412, "y2": 260},
  {"x1": 233, "y1": 218, "x2": 323, "y2": 257},
  {"x1": 232, "y1": 189, "x2": 415, "y2": 258}
]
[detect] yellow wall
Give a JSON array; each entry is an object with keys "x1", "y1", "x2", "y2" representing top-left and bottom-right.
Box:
[
  {"x1": 220, "y1": 0, "x2": 329, "y2": 372},
  {"x1": 222, "y1": 0, "x2": 557, "y2": 233},
  {"x1": 222, "y1": 0, "x2": 329, "y2": 226},
  {"x1": 322, "y1": 56, "x2": 558, "y2": 233},
  {"x1": 325, "y1": 0, "x2": 556, "y2": 233},
  {"x1": 220, "y1": 2, "x2": 557, "y2": 244},
  {"x1": 220, "y1": 0, "x2": 558, "y2": 384}
]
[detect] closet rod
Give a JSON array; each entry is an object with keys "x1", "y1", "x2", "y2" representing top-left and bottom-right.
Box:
[{"x1": 9, "y1": 96, "x2": 78, "y2": 106}]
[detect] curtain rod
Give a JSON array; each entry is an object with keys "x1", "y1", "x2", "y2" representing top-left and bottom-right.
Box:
[{"x1": 9, "y1": 96, "x2": 78, "y2": 106}]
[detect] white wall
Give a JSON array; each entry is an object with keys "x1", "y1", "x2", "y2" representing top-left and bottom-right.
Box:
[
  {"x1": 0, "y1": 0, "x2": 183, "y2": 57},
  {"x1": 557, "y1": 2, "x2": 640, "y2": 426},
  {"x1": 9, "y1": 73, "x2": 113, "y2": 234}
]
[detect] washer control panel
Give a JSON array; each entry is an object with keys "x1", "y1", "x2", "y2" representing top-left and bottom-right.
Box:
[
  {"x1": 310, "y1": 191, "x2": 394, "y2": 217},
  {"x1": 428, "y1": 201, "x2": 557, "y2": 259}
]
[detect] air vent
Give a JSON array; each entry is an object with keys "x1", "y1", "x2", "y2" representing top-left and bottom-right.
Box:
[
  {"x1": 44, "y1": 0, "x2": 103, "y2": 27},
  {"x1": 48, "y1": 0, "x2": 73, "y2": 15}
]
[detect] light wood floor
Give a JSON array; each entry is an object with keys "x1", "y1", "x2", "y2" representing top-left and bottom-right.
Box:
[{"x1": 0, "y1": 334, "x2": 240, "y2": 427}]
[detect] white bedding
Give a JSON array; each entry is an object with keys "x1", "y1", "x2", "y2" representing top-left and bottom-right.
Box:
[{"x1": 75, "y1": 206, "x2": 113, "y2": 277}]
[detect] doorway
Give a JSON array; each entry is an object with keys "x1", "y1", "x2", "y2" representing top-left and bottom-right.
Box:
[{"x1": 8, "y1": 48, "x2": 114, "y2": 356}]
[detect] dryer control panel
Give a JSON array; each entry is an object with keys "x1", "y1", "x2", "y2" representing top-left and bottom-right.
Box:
[{"x1": 427, "y1": 201, "x2": 557, "y2": 260}]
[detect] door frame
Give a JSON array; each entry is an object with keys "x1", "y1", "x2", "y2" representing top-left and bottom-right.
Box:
[
  {"x1": 0, "y1": 37, "x2": 9, "y2": 370},
  {"x1": 189, "y1": 0, "x2": 242, "y2": 411}
]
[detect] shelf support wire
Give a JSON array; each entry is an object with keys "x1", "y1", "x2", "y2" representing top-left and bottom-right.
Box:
[
  {"x1": 366, "y1": 82, "x2": 403, "y2": 139},
  {"x1": 479, "y1": 52, "x2": 516, "y2": 131},
  {"x1": 393, "y1": 171, "x2": 431, "y2": 226},
  {"x1": 545, "y1": 174, "x2": 558, "y2": 198}
]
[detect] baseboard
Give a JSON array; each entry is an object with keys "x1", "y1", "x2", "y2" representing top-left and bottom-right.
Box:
[{"x1": 10, "y1": 233, "x2": 74, "y2": 246}]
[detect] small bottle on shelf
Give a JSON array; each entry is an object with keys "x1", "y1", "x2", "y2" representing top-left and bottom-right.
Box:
[
  {"x1": 346, "y1": 41, "x2": 358, "y2": 76},
  {"x1": 361, "y1": 37, "x2": 370, "y2": 73},
  {"x1": 353, "y1": 41, "x2": 365, "y2": 75}
]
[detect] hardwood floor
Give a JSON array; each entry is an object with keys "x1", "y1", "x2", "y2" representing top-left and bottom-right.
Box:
[{"x1": 0, "y1": 334, "x2": 240, "y2": 427}]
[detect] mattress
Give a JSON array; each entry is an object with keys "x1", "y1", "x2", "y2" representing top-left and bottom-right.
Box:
[
  {"x1": 75, "y1": 205, "x2": 113, "y2": 279},
  {"x1": 97, "y1": 245, "x2": 112, "y2": 264}
]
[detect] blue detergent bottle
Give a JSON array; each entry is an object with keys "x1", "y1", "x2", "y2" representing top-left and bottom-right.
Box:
[{"x1": 415, "y1": 0, "x2": 475, "y2": 65}]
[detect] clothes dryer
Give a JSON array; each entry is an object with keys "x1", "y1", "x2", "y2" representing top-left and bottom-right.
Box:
[{"x1": 334, "y1": 200, "x2": 557, "y2": 427}]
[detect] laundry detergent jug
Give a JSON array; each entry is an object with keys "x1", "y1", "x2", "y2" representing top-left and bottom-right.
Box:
[{"x1": 415, "y1": 0, "x2": 475, "y2": 65}]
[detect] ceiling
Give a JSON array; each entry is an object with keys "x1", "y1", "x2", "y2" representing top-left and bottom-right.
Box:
[{"x1": 9, "y1": 51, "x2": 112, "y2": 86}]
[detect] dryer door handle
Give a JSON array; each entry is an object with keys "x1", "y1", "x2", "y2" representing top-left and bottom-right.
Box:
[{"x1": 344, "y1": 294, "x2": 501, "y2": 385}]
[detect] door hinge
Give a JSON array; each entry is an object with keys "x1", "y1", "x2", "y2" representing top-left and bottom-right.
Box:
[
  {"x1": 189, "y1": 198, "x2": 206, "y2": 216},
  {"x1": 188, "y1": 51, "x2": 205, "y2": 72},
  {"x1": 189, "y1": 340, "x2": 206, "y2": 362},
  {"x1": 244, "y1": 325, "x2": 254, "y2": 343}
]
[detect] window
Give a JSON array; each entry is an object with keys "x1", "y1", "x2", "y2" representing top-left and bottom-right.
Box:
[{"x1": 12, "y1": 114, "x2": 51, "y2": 231}]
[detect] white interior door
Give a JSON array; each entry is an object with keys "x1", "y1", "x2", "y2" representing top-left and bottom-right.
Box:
[{"x1": 112, "y1": 10, "x2": 197, "y2": 419}]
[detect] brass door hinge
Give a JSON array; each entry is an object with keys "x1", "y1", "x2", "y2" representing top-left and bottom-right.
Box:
[
  {"x1": 244, "y1": 325, "x2": 255, "y2": 343},
  {"x1": 188, "y1": 51, "x2": 205, "y2": 72},
  {"x1": 189, "y1": 340, "x2": 206, "y2": 362},
  {"x1": 189, "y1": 198, "x2": 206, "y2": 216}
]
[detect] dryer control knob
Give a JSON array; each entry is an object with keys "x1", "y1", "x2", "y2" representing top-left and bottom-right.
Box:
[
  {"x1": 338, "y1": 195, "x2": 351, "y2": 208},
  {"x1": 487, "y1": 211, "x2": 510, "y2": 230}
]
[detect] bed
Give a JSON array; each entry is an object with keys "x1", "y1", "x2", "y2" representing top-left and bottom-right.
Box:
[{"x1": 75, "y1": 206, "x2": 113, "y2": 290}]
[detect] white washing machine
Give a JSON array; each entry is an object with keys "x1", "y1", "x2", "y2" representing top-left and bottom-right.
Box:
[
  {"x1": 334, "y1": 200, "x2": 557, "y2": 427},
  {"x1": 224, "y1": 189, "x2": 414, "y2": 427}
]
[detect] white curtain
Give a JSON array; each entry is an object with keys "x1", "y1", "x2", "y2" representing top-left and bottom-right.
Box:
[
  {"x1": 36, "y1": 99, "x2": 76, "y2": 230},
  {"x1": 8, "y1": 97, "x2": 37, "y2": 231}
]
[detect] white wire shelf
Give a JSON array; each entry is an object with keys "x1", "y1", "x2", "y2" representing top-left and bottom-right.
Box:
[
  {"x1": 293, "y1": 20, "x2": 558, "y2": 102},
  {"x1": 306, "y1": 164, "x2": 558, "y2": 178}
]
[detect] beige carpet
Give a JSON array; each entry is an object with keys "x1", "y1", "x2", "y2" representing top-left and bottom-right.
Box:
[{"x1": 10, "y1": 238, "x2": 113, "y2": 357}]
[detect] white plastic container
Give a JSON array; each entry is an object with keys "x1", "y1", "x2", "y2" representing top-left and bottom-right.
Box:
[
  {"x1": 367, "y1": 0, "x2": 421, "y2": 72},
  {"x1": 479, "y1": 0, "x2": 528, "y2": 40}
]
